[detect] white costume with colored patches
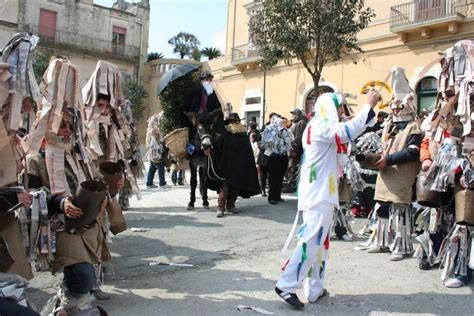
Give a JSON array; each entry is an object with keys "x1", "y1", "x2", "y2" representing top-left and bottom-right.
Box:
[{"x1": 276, "y1": 93, "x2": 374, "y2": 301}]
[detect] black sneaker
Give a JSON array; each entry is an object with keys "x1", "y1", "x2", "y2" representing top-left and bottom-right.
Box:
[
  {"x1": 268, "y1": 200, "x2": 278, "y2": 205},
  {"x1": 275, "y1": 287, "x2": 304, "y2": 309}
]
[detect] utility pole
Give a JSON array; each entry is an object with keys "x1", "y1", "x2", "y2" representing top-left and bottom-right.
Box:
[{"x1": 262, "y1": 68, "x2": 266, "y2": 128}]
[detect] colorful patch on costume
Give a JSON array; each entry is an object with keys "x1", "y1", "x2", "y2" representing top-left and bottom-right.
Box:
[
  {"x1": 309, "y1": 162, "x2": 317, "y2": 183},
  {"x1": 308, "y1": 267, "x2": 313, "y2": 278},
  {"x1": 316, "y1": 248, "x2": 323, "y2": 266},
  {"x1": 319, "y1": 104, "x2": 327, "y2": 119},
  {"x1": 335, "y1": 133, "x2": 343, "y2": 153},
  {"x1": 297, "y1": 223, "x2": 307, "y2": 240},
  {"x1": 329, "y1": 174, "x2": 336, "y2": 196},
  {"x1": 319, "y1": 261, "x2": 326, "y2": 279},
  {"x1": 280, "y1": 258, "x2": 290, "y2": 272},
  {"x1": 344, "y1": 125, "x2": 353, "y2": 143},
  {"x1": 296, "y1": 242, "x2": 307, "y2": 281},
  {"x1": 315, "y1": 227, "x2": 323, "y2": 246},
  {"x1": 306, "y1": 126, "x2": 311, "y2": 145},
  {"x1": 324, "y1": 231, "x2": 330, "y2": 250}
]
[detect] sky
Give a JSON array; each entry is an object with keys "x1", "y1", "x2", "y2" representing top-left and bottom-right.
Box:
[{"x1": 94, "y1": 0, "x2": 228, "y2": 59}]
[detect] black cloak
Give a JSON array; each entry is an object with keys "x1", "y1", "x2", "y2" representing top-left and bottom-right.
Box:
[{"x1": 207, "y1": 131, "x2": 260, "y2": 198}]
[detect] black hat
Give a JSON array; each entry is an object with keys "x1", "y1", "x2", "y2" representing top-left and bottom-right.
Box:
[
  {"x1": 290, "y1": 108, "x2": 304, "y2": 116},
  {"x1": 224, "y1": 112, "x2": 241, "y2": 124}
]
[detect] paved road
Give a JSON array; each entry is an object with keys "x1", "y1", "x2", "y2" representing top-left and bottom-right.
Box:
[{"x1": 29, "y1": 174, "x2": 474, "y2": 315}]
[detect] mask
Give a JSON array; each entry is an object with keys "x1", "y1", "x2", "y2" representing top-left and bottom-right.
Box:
[
  {"x1": 391, "y1": 94, "x2": 415, "y2": 122},
  {"x1": 203, "y1": 81, "x2": 214, "y2": 95},
  {"x1": 98, "y1": 114, "x2": 112, "y2": 126}
]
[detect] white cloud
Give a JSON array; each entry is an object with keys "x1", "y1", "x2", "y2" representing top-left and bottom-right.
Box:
[{"x1": 211, "y1": 29, "x2": 226, "y2": 53}]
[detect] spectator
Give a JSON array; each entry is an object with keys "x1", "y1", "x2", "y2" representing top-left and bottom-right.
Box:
[
  {"x1": 145, "y1": 116, "x2": 168, "y2": 189},
  {"x1": 261, "y1": 116, "x2": 293, "y2": 204},
  {"x1": 285, "y1": 108, "x2": 307, "y2": 193}
]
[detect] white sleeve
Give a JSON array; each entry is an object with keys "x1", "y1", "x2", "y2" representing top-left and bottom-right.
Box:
[{"x1": 311, "y1": 105, "x2": 373, "y2": 143}]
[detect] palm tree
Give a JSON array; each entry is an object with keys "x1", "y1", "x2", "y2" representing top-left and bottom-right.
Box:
[
  {"x1": 200, "y1": 47, "x2": 223, "y2": 60},
  {"x1": 147, "y1": 52, "x2": 164, "y2": 62}
]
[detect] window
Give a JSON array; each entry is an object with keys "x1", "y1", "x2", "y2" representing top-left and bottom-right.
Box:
[
  {"x1": 304, "y1": 86, "x2": 334, "y2": 113},
  {"x1": 416, "y1": 77, "x2": 438, "y2": 114},
  {"x1": 39, "y1": 9, "x2": 57, "y2": 40},
  {"x1": 112, "y1": 26, "x2": 126, "y2": 55},
  {"x1": 245, "y1": 96, "x2": 261, "y2": 105}
]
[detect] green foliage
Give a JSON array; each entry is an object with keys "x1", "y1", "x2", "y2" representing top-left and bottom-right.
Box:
[
  {"x1": 191, "y1": 48, "x2": 202, "y2": 62},
  {"x1": 123, "y1": 80, "x2": 149, "y2": 123},
  {"x1": 147, "y1": 52, "x2": 164, "y2": 62},
  {"x1": 32, "y1": 50, "x2": 53, "y2": 83},
  {"x1": 201, "y1": 47, "x2": 223, "y2": 60},
  {"x1": 252, "y1": 0, "x2": 375, "y2": 91},
  {"x1": 168, "y1": 32, "x2": 201, "y2": 59},
  {"x1": 159, "y1": 73, "x2": 201, "y2": 135}
]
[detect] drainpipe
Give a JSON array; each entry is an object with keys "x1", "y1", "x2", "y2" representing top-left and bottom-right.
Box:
[
  {"x1": 136, "y1": 20, "x2": 143, "y2": 81},
  {"x1": 262, "y1": 68, "x2": 266, "y2": 128},
  {"x1": 232, "y1": 0, "x2": 237, "y2": 52}
]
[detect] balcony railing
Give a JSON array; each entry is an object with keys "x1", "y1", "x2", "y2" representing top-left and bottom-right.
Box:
[
  {"x1": 26, "y1": 25, "x2": 140, "y2": 60},
  {"x1": 390, "y1": 0, "x2": 474, "y2": 30},
  {"x1": 231, "y1": 43, "x2": 262, "y2": 64}
]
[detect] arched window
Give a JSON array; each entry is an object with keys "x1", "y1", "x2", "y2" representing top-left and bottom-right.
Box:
[
  {"x1": 416, "y1": 77, "x2": 438, "y2": 114},
  {"x1": 305, "y1": 85, "x2": 335, "y2": 113}
]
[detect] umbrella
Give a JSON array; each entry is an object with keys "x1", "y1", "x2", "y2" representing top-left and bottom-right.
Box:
[{"x1": 157, "y1": 64, "x2": 200, "y2": 96}]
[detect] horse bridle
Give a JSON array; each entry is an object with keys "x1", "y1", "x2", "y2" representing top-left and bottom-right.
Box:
[{"x1": 200, "y1": 133, "x2": 213, "y2": 149}]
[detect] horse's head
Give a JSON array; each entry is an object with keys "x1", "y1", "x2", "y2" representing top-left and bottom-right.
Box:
[{"x1": 185, "y1": 109, "x2": 222, "y2": 150}]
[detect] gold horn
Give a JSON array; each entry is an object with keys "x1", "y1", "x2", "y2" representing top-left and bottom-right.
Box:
[{"x1": 360, "y1": 80, "x2": 393, "y2": 109}]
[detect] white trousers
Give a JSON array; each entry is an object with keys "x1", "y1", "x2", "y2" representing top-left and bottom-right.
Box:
[{"x1": 276, "y1": 206, "x2": 333, "y2": 302}]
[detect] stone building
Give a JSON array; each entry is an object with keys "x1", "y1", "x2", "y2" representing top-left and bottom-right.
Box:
[
  {"x1": 207, "y1": 0, "x2": 474, "y2": 126},
  {"x1": 0, "y1": 0, "x2": 150, "y2": 85}
]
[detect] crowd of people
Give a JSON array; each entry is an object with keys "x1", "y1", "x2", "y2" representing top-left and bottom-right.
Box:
[
  {"x1": 1, "y1": 31, "x2": 473, "y2": 315},
  {"x1": 274, "y1": 40, "x2": 474, "y2": 309},
  {"x1": 0, "y1": 33, "x2": 141, "y2": 315}
]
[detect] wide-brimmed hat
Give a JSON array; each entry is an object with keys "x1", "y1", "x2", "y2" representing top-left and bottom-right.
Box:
[{"x1": 224, "y1": 112, "x2": 242, "y2": 124}]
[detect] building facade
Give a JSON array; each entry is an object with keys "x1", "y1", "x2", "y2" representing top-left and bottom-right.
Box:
[
  {"x1": 207, "y1": 0, "x2": 474, "y2": 125},
  {"x1": 0, "y1": 0, "x2": 150, "y2": 86}
]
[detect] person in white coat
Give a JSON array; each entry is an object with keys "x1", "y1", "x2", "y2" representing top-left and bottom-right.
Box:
[{"x1": 275, "y1": 90, "x2": 380, "y2": 308}]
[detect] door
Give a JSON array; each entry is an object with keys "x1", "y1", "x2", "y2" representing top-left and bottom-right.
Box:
[
  {"x1": 39, "y1": 9, "x2": 57, "y2": 39},
  {"x1": 415, "y1": 0, "x2": 446, "y2": 22}
]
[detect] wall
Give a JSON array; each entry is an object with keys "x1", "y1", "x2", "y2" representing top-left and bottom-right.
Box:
[
  {"x1": 0, "y1": 0, "x2": 19, "y2": 45},
  {"x1": 208, "y1": 0, "x2": 474, "y2": 122}
]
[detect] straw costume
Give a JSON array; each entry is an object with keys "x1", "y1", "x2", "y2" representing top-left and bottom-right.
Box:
[
  {"x1": 0, "y1": 33, "x2": 42, "y2": 282},
  {"x1": 369, "y1": 67, "x2": 422, "y2": 261},
  {"x1": 420, "y1": 40, "x2": 474, "y2": 288},
  {"x1": 25, "y1": 58, "x2": 110, "y2": 316}
]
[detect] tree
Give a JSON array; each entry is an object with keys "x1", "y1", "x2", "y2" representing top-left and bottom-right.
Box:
[
  {"x1": 168, "y1": 32, "x2": 200, "y2": 59},
  {"x1": 201, "y1": 47, "x2": 223, "y2": 60},
  {"x1": 122, "y1": 80, "x2": 149, "y2": 123},
  {"x1": 159, "y1": 73, "x2": 201, "y2": 135},
  {"x1": 191, "y1": 48, "x2": 202, "y2": 62},
  {"x1": 252, "y1": 0, "x2": 375, "y2": 93},
  {"x1": 147, "y1": 52, "x2": 164, "y2": 62},
  {"x1": 32, "y1": 50, "x2": 53, "y2": 84}
]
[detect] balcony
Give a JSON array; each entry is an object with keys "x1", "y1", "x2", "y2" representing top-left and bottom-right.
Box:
[
  {"x1": 390, "y1": 0, "x2": 474, "y2": 40},
  {"x1": 231, "y1": 43, "x2": 262, "y2": 71},
  {"x1": 27, "y1": 25, "x2": 140, "y2": 60}
]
